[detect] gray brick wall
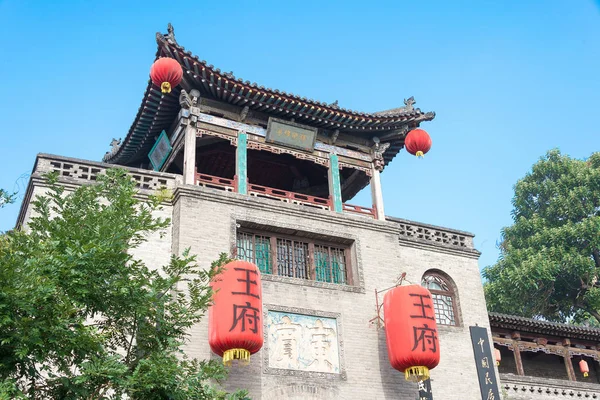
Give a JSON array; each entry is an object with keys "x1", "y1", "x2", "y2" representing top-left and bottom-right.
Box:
[
  {"x1": 18, "y1": 157, "x2": 502, "y2": 400},
  {"x1": 170, "y1": 185, "x2": 495, "y2": 399}
]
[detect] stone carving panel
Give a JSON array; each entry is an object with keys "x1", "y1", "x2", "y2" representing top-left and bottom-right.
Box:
[
  {"x1": 263, "y1": 306, "x2": 346, "y2": 380},
  {"x1": 267, "y1": 311, "x2": 340, "y2": 374}
]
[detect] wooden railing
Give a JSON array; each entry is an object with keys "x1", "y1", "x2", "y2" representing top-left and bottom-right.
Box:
[
  {"x1": 195, "y1": 173, "x2": 236, "y2": 192},
  {"x1": 342, "y1": 203, "x2": 376, "y2": 219},
  {"x1": 194, "y1": 172, "x2": 376, "y2": 218},
  {"x1": 248, "y1": 183, "x2": 330, "y2": 210}
]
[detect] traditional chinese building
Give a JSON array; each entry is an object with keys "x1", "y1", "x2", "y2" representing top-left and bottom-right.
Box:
[
  {"x1": 490, "y1": 313, "x2": 600, "y2": 399},
  {"x1": 17, "y1": 25, "x2": 501, "y2": 399}
]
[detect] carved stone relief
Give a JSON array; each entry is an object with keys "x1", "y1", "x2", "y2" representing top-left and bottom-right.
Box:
[
  {"x1": 263, "y1": 305, "x2": 347, "y2": 380},
  {"x1": 267, "y1": 311, "x2": 340, "y2": 374}
]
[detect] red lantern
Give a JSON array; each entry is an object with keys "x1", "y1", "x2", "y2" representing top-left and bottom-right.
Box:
[
  {"x1": 209, "y1": 260, "x2": 263, "y2": 365},
  {"x1": 580, "y1": 359, "x2": 590, "y2": 377},
  {"x1": 405, "y1": 128, "x2": 432, "y2": 158},
  {"x1": 383, "y1": 284, "x2": 440, "y2": 381},
  {"x1": 494, "y1": 348, "x2": 501, "y2": 366},
  {"x1": 150, "y1": 57, "x2": 183, "y2": 94}
]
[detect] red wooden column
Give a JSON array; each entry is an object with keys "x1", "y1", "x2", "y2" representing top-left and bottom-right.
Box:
[
  {"x1": 563, "y1": 338, "x2": 576, "y2": 381},
  {"x1": 511, "y1": 332, "x2": 525, "y2": 376}
]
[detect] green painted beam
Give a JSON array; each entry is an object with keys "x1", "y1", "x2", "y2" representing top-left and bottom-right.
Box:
[
  {"x1": 329, "y1": 153, "x2": 343, "y2": 213},
  {"x1": 236, "y1": 131, "x2": 248, "y2": 194}
]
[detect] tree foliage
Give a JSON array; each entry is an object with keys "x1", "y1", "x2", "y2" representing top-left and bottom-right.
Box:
[
  {"x1": 0, "y1": 189, "x2": 15, "y2": 209},
  {"x1": 484, "y1": 150, "x2": 600, "y2": 324},
  {"x1": 0, "y1": 170, "x2": 247, "y2": 399}
]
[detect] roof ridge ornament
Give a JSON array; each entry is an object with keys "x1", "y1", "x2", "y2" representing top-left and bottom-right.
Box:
[
  {"x1": 403, "y1": 96, "x2": 415, "y2": 112},
  {"x1": 156, "y1": 23, "x2": 178, "y2": 46},
  {"x1": 103, "y1": 138, "x2": 122, "y2": 160},
  {"x1": 166, "y1": 23, "x2": 177, "y2": 44}
]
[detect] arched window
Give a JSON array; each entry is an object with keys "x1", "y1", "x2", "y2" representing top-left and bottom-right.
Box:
[{"x1": 422, "y1": 272, "x2": 459, "y2": 326}]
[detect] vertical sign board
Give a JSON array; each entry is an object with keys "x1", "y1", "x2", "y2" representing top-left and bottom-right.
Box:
[
  {"x1": 148, "y1": 130, "x2": 172, "y2": 171},
  {"x1": 265, "y1": 118, "x2": 318, "y2": 152},
  {"x1": 470, "y1": 326, "x2": 501, "y2": 400},
  {"x1": 417, "y1": 379, "x2": 433, "y2": 400}
]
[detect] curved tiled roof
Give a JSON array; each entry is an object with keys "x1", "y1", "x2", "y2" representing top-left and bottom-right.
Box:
[
  {"x1": 104, "y1": 26, "x2": 435, "y2": 166},
  {"x1": 489, "y1": 312, "x2": 600, "y2": 342}
]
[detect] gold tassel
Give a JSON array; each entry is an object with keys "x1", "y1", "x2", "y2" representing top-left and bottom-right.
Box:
[
  {"x1": 223, "y1": 348, "x2": 251, "y2": 366},
  {"x1": 405, "y1": 366, "x2": 430, "y2": 382},
  {"x1": 415, "y1": 151, "x2": 424, "y2": 158},
  {"x1": 161, "y1": 82, "x2": 172, "y2": 94}
]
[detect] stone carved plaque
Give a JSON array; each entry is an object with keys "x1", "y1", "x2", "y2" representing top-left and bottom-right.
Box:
[{"x1": 267, "y1": 311, "x2": 340, "y2": 374}]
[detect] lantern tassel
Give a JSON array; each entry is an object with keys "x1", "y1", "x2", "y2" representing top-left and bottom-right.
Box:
[
  {"x1": 405, "y1": 366, "x2": 430, "y2": 382},
  {"x1": 223, "y1": 348, "x2": 251, "y2": 366},
  {"x1": 585, "y1": 372, "x2": 589, "y2": 377},
  {"x1": 160, "y1": 82, "x2": 172, "y2": 94},
  {"x1": 415, "y1": 151, "x2": 424, "y2": 158}
]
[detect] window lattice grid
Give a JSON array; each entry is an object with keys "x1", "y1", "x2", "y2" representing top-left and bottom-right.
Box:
[
  {"x1": 276, "y1": 239, "x2": 309, "y2": 279},
  {"x1": 422, "y1": 275, "x2": 451, "y2": 291},
  {"x1": 314, "y1": 245, "x2": 347, "y2": 284},
  {"x1": 431, "y1": 293, "x2": 456, "y2": 326},
  {"x1": 236, "y1": 232, "x2": 272, "y2": 274}
]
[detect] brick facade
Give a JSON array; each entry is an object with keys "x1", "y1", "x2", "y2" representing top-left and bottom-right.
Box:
[{"x1": 18, "y1": 154, "x2": 499, "y2": 399}]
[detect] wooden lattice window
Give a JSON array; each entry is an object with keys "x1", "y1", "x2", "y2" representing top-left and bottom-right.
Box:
[
  {"x1": 422, "y1": 273, "x2": 458, "y2": 326},
  {"x1": 235, "y1": 230, "x2": 351, "y2": 285},
  {"x1": 314, "y1": 245, "x2": 347, "y2": 284},
  {"x1": 236, "y1": 232, "x2": 272, "y2": 274}
]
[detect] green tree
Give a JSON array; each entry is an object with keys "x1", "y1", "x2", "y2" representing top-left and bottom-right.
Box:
[
  {"x1": 484, "y1": 150, "x2": 600, "y2": 324},
  {"x1": 0, "y1": 189, "x2": 15, "y2": 208},
  {"x1": 0, "y1": 169, "x2": 247, "y2": 399}
]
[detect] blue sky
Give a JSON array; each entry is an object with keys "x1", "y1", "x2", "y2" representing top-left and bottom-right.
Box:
[{"x1": 0, "y1": 0, "x2": 598, "y2": 271}]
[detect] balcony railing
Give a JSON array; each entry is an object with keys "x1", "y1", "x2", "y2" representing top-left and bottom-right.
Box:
[
  {"x1": 195, "y1": 173, "x2": 236, "y2": 192},
  {"x1": 342, "y1": 203, "x2": 377, "y2": 219},
  {"x1": 248, "y1": 183, "x2": 330, "y2": 210},
  {"x1": 193, "y1": 171, "x2": 376, "y2": 217}
]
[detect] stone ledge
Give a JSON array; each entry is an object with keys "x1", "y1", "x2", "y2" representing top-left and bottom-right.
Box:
[{"x1": 501, "y1": 373, "x2": 600, "y2": 397}]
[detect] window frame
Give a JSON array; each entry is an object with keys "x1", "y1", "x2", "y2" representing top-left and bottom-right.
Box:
[
  {"x1": 235, "y1": 228, "x2": 354, "y2": 285},
  {"x1": 421, "y1": 271, "x2": 460, "y2": 327}
]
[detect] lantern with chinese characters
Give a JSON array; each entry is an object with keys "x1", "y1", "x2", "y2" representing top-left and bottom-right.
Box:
[
  {"x1": 494, "y1": 348, "x2": 501, "y2": 366},
  {"x1": 383, "y1": 284, "x2": 440, "y2": 381},
  {"x1": 405, "y1": 128, "x2": 432, "y2": 158},
  {"x1": 150, "y1": 57, "x2": 183, "y2": 94},
  {"x1": 208, "y1": 260, "x2": 263, "y2": 365},
  {"x1": 580, "y1": 359, "x2": 590, "y2": 377}
]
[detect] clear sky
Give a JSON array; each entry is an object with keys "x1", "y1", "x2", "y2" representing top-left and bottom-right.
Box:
[{"x1": 0, "y1": 0, "x2": 598, "y2": 271}]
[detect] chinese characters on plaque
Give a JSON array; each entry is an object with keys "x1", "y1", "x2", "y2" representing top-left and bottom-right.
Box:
[
  {"x1": 229, "y1": 267, "x2": 261, "y2": 334},
  {"x1": 148, "y1": 130, "x2": 172, "y2": 171},
  {"x1": 266, "y1": 118, "x2": 318, "y2": 152},
  {"x1": 267, "y1": 311, "x2": 340, "y2": 374},
  {"x1": 470, "y1": 326, "x2": 500, "y2": 400}
]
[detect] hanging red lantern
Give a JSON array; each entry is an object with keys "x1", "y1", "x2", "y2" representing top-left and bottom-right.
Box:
[
  {"x1": 383, "y1": 284, "x2": 440, "y2": 381},
  {"x1": 149, "y1": 57, "x2": 183, "y2": 94},
  {"x1": 405, "y1": 128, "x2": 432, "y2": 158},
  {"x1": 209, "y1": 260, "x2": 263, "y2": 365},
  {"x1": 580, "y1": 359, "x2": 590, "y2": 377},
  {"x1": 494, "y1": 348, "x2": 501, "y2": 366}
]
